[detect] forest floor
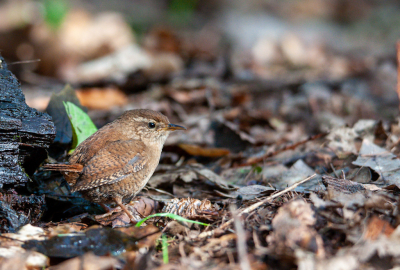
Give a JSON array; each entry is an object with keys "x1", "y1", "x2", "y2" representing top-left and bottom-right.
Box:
[{"x1": 2, "y1": 1, "x2": 400, "y2": 269}]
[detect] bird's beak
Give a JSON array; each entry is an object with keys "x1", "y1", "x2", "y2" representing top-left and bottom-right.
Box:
[{"x1": 166, "y1": 123, "x2": 186, "y2": 131}]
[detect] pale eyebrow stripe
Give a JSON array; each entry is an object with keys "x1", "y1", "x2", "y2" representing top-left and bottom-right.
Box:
[{"x1": 132, "y1": 117, "x2": 157, "y2": 123}]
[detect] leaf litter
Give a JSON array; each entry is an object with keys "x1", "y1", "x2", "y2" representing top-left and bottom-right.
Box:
[{"x1": 3, "y1": 2, "x2": 400, "y2": 269}]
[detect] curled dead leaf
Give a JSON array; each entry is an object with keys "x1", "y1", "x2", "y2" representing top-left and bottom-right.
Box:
[
  {"x1": 94, "y1": 197, "x2": 159, "y2": 227},
  {"x1": 179, "y1": 144, "x2": 230, "y2": 157}
]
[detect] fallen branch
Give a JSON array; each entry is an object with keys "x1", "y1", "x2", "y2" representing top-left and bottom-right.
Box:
[
  {"x1": 198, "y1": 174, "x2": 317, "y2": 238},
  {"x1": 243, "y1": 133, "x2": 327, "y2": 166}
]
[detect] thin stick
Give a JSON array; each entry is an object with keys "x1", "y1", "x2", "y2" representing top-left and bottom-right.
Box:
[
  {"x1": 231, "y1": 205, "x2": 251, "y2": 270},
  {"x1": 7, "y1": 59, "x2": 41, "y2": 65},
  {"x1": 198, "y1": 174, "x2": 316, "y2": 238},
  {"x1": 244, "y1": 133, "x2": 327, "y2": 166}
]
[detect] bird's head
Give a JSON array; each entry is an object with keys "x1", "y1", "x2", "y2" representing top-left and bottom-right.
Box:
[{"x1": 118, "y1": 109, "x2": 186, "y2": 146}]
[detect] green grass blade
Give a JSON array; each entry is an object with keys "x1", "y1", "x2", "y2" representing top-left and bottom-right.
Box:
[
  {"x1": 162, "y1": 234, "x2": 169, "y2": 264},
  {"x1": 135, "y1": 212, "x2": 209, "y2": 227}
]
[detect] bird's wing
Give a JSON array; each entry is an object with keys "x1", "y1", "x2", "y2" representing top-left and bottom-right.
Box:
[
  {"x1": 71, "y1": 140, "x2": 147, "y2": 192},
  {"x1": 69, "y1": 123, "x2": 117, "y2": 165}
]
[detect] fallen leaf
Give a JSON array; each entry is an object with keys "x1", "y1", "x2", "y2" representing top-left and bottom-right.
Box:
[
  {"x1": 76, "y1": 87, "x2": 128, "y2": 110},
  {"x1": 327, "y1": 120, "x2": 377, "y2": 156},
  {"x1": 216, "y1": 185, "x2": 274, "y2": 200},
  {"x1": 149, "y1": 164, "x2": 235, "y2": 191},
  {"x1": 49, "y1": 251, "x2": 120, "y2": 270},
  {"x1": 179, "y1": 144, "x2": 230, "y2": 157},
  {"x1": 117, "y1": 224, "x2": 161, "y2": 249},
  {"x1": 352, "y1": 139, "x2": 400, "y2": 187},
  {"x1": 269, "y1": 159, "x2": 323, "y2": 192},
  {"x1": 95, "y1": 197, "x2": 159, "y2": 227},
  {"x1": 364, "y1": 216, "x2": 394, "y2": 240},
  {"x1": 0, "y1": 247, "x2": 48, "y2": 270},
  {"x1": 267, "y1": 199, "x2": 325, "y2": 258}
]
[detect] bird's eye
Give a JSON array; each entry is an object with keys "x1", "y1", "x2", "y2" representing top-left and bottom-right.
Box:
[{"x1": 148, "y1": 122, "x2": 156, "y2": 129}]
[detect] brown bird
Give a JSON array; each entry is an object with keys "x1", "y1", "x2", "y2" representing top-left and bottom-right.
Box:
[{"x1": 44, "y1": 109, "x2": 186, "y2": 222}]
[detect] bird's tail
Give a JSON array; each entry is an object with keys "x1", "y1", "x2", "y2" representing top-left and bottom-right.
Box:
[{"x1": 42, "y1": 163, "x2": 83, "y2": 173}]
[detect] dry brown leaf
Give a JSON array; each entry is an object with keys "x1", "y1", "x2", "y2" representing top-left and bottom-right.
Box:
[
  {"x1": 165, "y1": 221, "x2": 189, "y2": 235},
  {"x1": 167, "y1": 88, "x2": 208, "y2": 104},
  {"x1": 143, "y1": 27, "x2": 180, "y2": 54},
  {"x1": 76, "y1": 87, "x2": 128, "y2": 110},
  {"x1": 95, "y1": 197, "x2": 158, "y2": 227},
  {"x1": 178, "y1": 144, "x2": 230, "y2": 157},
  {"x1": 117, "y1": 225, "x2": 161, "y2": 249},
  {"x1": 364, "y1": 216, "x2": 395, "y2": 241},
  {"x1": 267, "y1": 199, "x2": 325, "y2": 258},
  {"x1": 0, "y1": 247, "x2": 48, "y2": 270},
  {"x1": 149, "y1": 164, "x2": 235, "y2": 191},
  {"x1": 49, "y1": 252, "x2": 120, "y2": 270},
  {"x1": 47, "y1": 223, "x2": 87, "y2": 237},
  {"x1": 1, "y1": 225, "x2": 46, "y2": 247}
]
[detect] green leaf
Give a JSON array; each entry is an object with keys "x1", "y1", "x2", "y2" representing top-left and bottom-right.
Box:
[
  {"x1": 135, "y1": 212, "x2": 209, "y2": 227},
  {"x1": 63, "y1": 101, "x2": 97, "y2": 153},
  {"x1": 42, "y1": 0, "x2": 68, "y2": 29},
  {"x1": 162, "y1": 234, "x2": 169, "y2": 264}
]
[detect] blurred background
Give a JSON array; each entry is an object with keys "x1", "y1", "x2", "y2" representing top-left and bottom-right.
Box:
[{"x1": 1, "y1": 0, "x2": 400, "y2": 144}]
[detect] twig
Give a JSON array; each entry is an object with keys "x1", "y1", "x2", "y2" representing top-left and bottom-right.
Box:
[
  {"x1": 243, "y1": 133, "x2": 327, "y2": 166},
  {"x1": 231, "y1": 205, "x2": 251, "y2": 270},
  {"x1": 198, "y1": 174, "x2": 316, "y2": 238}
]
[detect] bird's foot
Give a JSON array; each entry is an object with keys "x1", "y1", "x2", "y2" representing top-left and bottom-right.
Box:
[
  {"x1": 114, "y1": 198, "x2": 138, "y2": 224},
  {"x1": 94, "y1": 204, "x2": 121, "y2": 219}
]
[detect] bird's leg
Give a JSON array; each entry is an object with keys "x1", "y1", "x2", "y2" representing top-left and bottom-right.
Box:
[
  {"x1": 114, "y1": 197, "x2": 136, "y2": 223},
  {"x1": 94, "y1": 203, "x2": 120, "y2": 219},
  {"x1": 99, "y1": 203, "x2": 113, "y2": 212}
]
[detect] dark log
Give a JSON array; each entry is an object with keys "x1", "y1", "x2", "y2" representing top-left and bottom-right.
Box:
[
  {"x1": 0, "y1": 192, "x2": 45, "y2": 232},
  {"x1": 0, "y1": 55, "x2": 56, "y2": 187}
]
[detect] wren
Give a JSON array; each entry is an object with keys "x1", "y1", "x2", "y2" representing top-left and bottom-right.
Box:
[{"x1": 44, "y1": 109, "x2": 186, "y2": 222}]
